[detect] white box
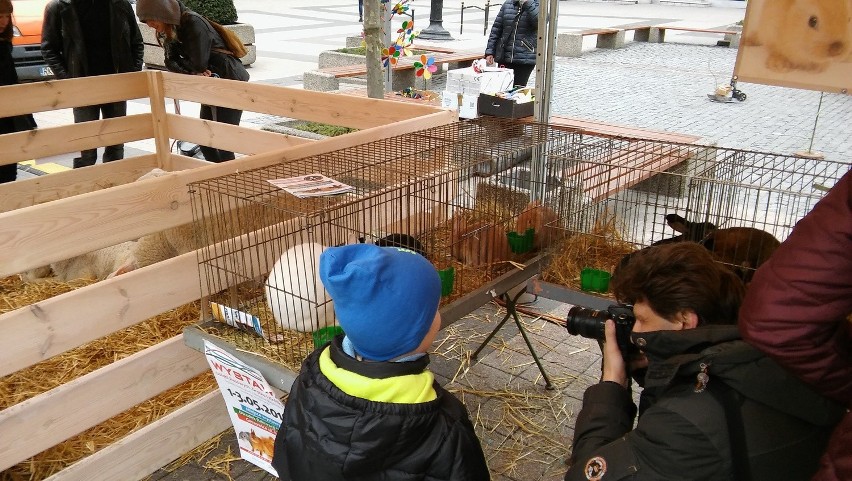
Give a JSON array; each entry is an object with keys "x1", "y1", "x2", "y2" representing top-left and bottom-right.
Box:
[
  {"x1": 441, "y1": 91, "x2": 478, "y2": 119},
  {"x1": 446, "y1": 67, "x2": 514, "y2": 94}
]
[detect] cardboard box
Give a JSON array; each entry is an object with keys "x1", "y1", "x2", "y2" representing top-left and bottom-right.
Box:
[
  {"x1": 442, "y1": 91, "x2": 478, "y2": 119},
  {"x1": 477, "y1": 94, "x2": 534, "y2": 119},
  {"x1": 446, "y1": 67, "x2": 514, "y2": 94}
]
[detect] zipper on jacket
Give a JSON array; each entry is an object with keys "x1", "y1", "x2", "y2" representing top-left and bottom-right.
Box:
[{"x1": 509, "y1": 9, "x2": 523, "y2": 63}]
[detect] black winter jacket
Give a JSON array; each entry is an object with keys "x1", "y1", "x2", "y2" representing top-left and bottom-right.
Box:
[
  {"x1": 41, "y1": 0, "x2": 143, "y2": 79},
  {"x1": 485, "y1": 0, "x2": 538, "y2": 65},
  {"x1": 566, "y1": 325, "x2": 843, "y2": 481},
  {"x1": 272, "y1": 337, "x2": 490, "y2": 481},
  {"x1": 162, "y1": 10, "x2": 249, "y2": 82}
]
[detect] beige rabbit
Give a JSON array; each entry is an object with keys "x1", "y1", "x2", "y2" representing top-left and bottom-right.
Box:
[
  {"x1": 450, "y1": 215, "x2": 510, "y2": 266},
  {"x1": 754, "y1": 0, "x2": 850, "y2": 72},
  {"x1": 515, "y1": 201, "x2": 560, "y2": 252}
]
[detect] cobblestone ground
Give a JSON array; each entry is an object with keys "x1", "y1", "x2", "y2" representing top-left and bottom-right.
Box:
[{"x1": 550, "y1": 43, "x2": 852, "y2": 163}]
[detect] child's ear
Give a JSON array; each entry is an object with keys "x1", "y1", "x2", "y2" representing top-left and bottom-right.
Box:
[{"x1": 675, "y1": 310, "x2": 699, "y2": 330}]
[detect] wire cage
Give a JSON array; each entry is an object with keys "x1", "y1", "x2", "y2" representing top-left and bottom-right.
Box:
[
  {"x1": 188, "y1": 117, "x2": 849, "y2": 369},
  {"x1": 538, "y1": 134, "x2": 850, "y2": 289},
  {"x1": 188, "y1": 118, "x2": 581, "y2": 368}
]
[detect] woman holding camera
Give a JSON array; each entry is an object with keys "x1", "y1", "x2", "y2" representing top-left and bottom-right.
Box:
[{"x1": 565, "y1": 242, "x2": 842, "y2": 481}]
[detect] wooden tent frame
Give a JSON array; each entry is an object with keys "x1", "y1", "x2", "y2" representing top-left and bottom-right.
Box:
[{"x1": 0, "y1": 70, "x2": 454, "y2": 480}]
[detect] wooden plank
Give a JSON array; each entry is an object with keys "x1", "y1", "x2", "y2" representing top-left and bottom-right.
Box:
[
  {"x1": 166, "y1": 114, "x2": 313, "y2": 155},
  {"x1": 0, "y1": 251, "x2": 200, "y2": 377},
  {"x1": 0, "y1": 110, "x2": 456, "y2": 276},
  {"x1": 44, "y1": 391, "x2": 231, "y2": 481},
  {"x1": 658, "y1": 26, "x2": 737, "y2": 35},
  {"x1": 582, "y1": 148, "x2": 692, "y2": 201},
  {"x1": 0, "y1": 114, "x2": 155, "y2": 164},
  {"x1": 0, "y1": 155, "x2": 159, "y2": 213},
  {"x1": 579, "y1": 28, "x2": 621, "y2": 35},
  {"x1": 546, "y1": 115, "x2": 702, "y2": 144},
  {"x1": 0, "y1": 337, "x2": 209, "y2": 472},
  {"x1": 0, "y1": 72, "x2": 149, "y2": 118},
  {"x1": 169, "y1": 153, "x2": 210, "y2": 171},
  {"x1": 146, "y1": 70, "x2": 173, "y2": 171},
  {"x1": 160, "y1": 71, "x2": 443, "y2": 130}
]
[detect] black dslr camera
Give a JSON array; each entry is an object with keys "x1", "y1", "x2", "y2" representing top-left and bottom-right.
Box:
[{"x1": 566, "y1": 304, "x2": 636, "y2": 361}]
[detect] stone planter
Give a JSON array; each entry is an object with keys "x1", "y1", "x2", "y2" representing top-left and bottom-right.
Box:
[
  {"x1": 139, "y1": 22, "x2": 256, "y2": 69},
  {"x1": 260, "y1": 119, "x2": 329, "y2": 140}
]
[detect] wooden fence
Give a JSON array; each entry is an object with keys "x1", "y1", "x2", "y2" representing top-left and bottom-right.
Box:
[{"x1": 0, "y1": 70, "x2": 454, "y2": 480}]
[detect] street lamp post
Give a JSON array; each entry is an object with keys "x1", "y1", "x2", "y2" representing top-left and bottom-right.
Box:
[{"x1": 418, "y1": 0, "x2": 453, "y2": 40}]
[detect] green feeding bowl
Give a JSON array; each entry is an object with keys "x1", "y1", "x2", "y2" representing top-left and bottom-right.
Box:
[
  {"x1": 437, "y1": 266, "x2": 455, "y2": 297},
  {"x1": 507, "y1": 227, "x2": 535, "y2": 254},
  {"x1": 312, "y1": 325, "x2": 344, "y2": 349},
  {"x1": 580, "y1": 268, "x2": 611, "y2": 293}
]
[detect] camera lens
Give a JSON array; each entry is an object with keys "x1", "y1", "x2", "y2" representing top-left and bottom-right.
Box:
[{"x1": 566, "y1": 306, "x2": 608, "y2": 341}]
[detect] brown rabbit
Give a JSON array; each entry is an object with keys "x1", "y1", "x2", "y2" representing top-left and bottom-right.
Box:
[
  {"x1": 515, "y1": 201, "x2": 560, "y2": 251},
  {"x1": 752, "y1": 0, "x2": 850, "y2": 73},
  {"x1": 450, "y1": 215, "x2": 510, "y2": 266}
]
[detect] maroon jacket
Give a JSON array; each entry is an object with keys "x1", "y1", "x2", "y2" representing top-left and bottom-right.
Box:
[{"x1": 739, "y1": 169, "x2": 852, "y2": 481}]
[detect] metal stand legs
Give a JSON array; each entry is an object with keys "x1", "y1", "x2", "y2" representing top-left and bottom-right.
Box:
[{"x1": 470, "y1": 287, "x2": 555, "y2": 390}]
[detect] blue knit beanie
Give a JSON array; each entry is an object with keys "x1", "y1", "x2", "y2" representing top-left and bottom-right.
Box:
[{"x1": 319, "y1": 244, "x2": 440, "y2": 361}]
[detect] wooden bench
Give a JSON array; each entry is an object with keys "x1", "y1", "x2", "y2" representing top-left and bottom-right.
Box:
[
  {"x1": 304, "y1": 51, "x2": 483, "y2": 91},
  {"x1": 634, "y1": 26, "x2": 741, "y2": 47},
  {"x1": 525, "y1": 115, "x2": 702, "y2": 201},
  {"x1": 566, "y1": 142, "x2": 694, "y2": 201}
]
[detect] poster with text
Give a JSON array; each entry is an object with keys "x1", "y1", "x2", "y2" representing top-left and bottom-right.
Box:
[
  {"x1": 204, "y1": 340, "x2": 284, "y2": 476},
  {"x1": 734, "y1": 0, "x2": 852, "y2": 93}
]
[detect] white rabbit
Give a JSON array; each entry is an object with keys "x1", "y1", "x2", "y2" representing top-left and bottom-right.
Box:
[{"x1": 265, "y1": 242, "x2": 335, "y2": 333}]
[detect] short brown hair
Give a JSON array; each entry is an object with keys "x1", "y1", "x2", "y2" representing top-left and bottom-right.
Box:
[{"x1": 611, "y1": 243, "x2": 744, "y2": 325}]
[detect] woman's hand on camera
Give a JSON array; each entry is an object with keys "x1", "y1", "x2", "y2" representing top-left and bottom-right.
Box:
[{"x1": 601, "y1": 319, "x2": 628, "y2": 388}]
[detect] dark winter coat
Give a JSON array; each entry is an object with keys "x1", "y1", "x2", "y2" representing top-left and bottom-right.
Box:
[
  {"x1": 566, "y1": 325, "x2": 843, "y2": 481},
  {"x1": 272, "y1": 336, "x2": 490, "y2": 481},
  {"x1": 485, "y1": 0, "x2": 538, "y2": 65},
  {"x1": 739, "y1": 169, "x2": 852, "y2": 481},
  {"x1": 41, "y1": 0, "x2": 143, "y2": 79},
  {"x1": 162, "y1": 10, "x2": 249, "y2": 82},
  {"x1": 1, "y1": 41, "x2": 37, "y2": 182}
]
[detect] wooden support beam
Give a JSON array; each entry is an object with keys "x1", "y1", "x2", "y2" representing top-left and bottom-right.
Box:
[
  {"x1": 0, "y1": 114, "x2": 155, "y2": 165},
  {"x1": 0, "y1": 72, "x2": 149, "y2": 118},
  {"x1": 0, "y1": 154, "x2": 159, "y2": 213},
  {"x1": 166, "y1": 114, "x2": 313, "y2": 156},
  {"x1": 43, "y1": 391, "x2": 231, "y2": 481},
  {"x1": 0, "y1": 337, "x2": 209, "y2": 471},
  {"x1": 0, "y1": 251, "x2": 199, "y2": 377},
  {"x1": 146, "y1": 70, "x2": 173, "y2": 170},
  {"x1": 160, "y1": 71, "x2": 444, "y2": 130}
]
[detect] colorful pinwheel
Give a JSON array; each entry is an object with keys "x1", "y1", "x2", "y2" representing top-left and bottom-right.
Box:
[
  {"x1": 414, "y1": 55, "x2": 437, "y2": 80},
  {"x1": 381, "y1": 44, "x2": 401, "y2": 67},
  {"x1": 392, "y1": 1, "x2": 410, "y2": 15}
]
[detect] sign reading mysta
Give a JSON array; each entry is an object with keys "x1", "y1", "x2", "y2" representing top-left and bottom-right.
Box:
[{"x1": 204, "y1": 340, "x2": 285, "y2": 476}]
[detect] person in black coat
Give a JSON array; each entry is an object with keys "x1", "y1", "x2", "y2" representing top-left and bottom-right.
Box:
[
  {"x1": 485, "y1": 0, "x2": 538, "y2": 87},
  {"x1": 272, "y1": 244, "x2": 490, "y2": 481},
  {"x1": 136, "y1": 0, "x2": 249, "y2": 163},
  {"x1": 41, "y1": 0, "x2": 143, "y2": 168},
  {"x1": 565, "y1": 242, "x2": 842, "y2": 481},
  {"x1": 0, "y1": 0, "x2": 37, "y2": 183}
]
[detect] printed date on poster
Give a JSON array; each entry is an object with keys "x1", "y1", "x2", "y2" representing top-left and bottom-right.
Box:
[{"x1": 226, "y1": 388, "x2": 284, "y2": 422}]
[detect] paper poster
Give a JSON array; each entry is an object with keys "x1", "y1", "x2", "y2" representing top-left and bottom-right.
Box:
[
  {"x1": 268, "y1": 173, "x2": 355, "y2": 198},
  {"x1": 204, "y1": 340, "x2": 285, "y2": 476},
  {"x1": 734, "y1": 0, "x2": 852, "y2": 93}
]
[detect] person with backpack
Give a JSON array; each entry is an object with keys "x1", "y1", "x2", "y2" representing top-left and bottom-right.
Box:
[
  {"x1": 565, "y1": 242, "x2": 843, "y2": 481},
  {"x1": 135, "y1": 0, "x2": 249, "y2": 162}
]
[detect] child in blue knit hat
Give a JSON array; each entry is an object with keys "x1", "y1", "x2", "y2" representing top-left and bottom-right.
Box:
[{"x1": 272, "y1": 244, "x2": 490, "y2": 481}]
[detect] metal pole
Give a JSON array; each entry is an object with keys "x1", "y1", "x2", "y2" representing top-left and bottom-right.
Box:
[
  {"x1": 807, "y1": 92, "x2": 824, "y2": 153},
  {"x1": 419, "y1": 0, "x2": 453, "y2": 40},
  {"x1": 484, "y1": 2, "x2": 490, "y2": 36},
  {"x1": 530, "y1": 0, "x2": 559, "y2": 202},
  {"x1": 460, "y1": 2, "x2": 465, "y2": 35}
]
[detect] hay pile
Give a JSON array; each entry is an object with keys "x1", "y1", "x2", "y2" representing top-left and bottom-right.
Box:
[
  {"x1": 0, "y1": 275, "x2": 219, "y2": 480},
  {"x1": 541, "y1": 212, "x2": 636, "y2": 294}
]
